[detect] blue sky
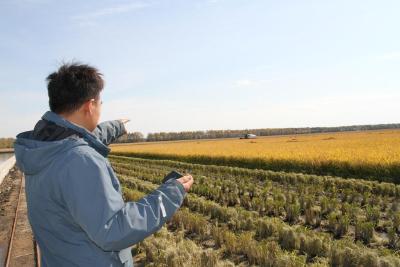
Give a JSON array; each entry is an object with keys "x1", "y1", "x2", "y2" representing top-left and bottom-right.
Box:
[{"x1": 1, "y1": 0, "x2": 399, "y2": 137}]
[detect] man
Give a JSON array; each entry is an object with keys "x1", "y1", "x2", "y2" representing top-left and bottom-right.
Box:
[{"x1": 14, "y1": 63, "x2": 193, "y2": 266}]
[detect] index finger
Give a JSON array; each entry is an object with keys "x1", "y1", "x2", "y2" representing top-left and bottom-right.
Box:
[{"x1": 118, "y1": 119, "x2": 130, "y2": 124}]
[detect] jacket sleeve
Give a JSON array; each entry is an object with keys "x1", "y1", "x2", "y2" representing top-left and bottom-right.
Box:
[
  {"x1": 92, "y1": 120, "x2": 127, "y2": 145},
  {"x1": 60, "y1": 151, "x2": 186, "y2": 251}
]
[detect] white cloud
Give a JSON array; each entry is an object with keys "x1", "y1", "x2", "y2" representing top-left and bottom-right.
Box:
[
  {"x1": 376, "y1": 52, "x2": 400, "y2": 61},
  {"x1": 11, "y1": 0, "x2": 49, "y2": 4},
  {"x1": 71, "y1": 1, "x2": 150, "y2": 25},
  {"x1": 207, "y1": 0, "x2": 225, "y2": 4},
  {"x1": 234, "y1": 79, "x2": 271, "y2": 87},
  {"x1": 195, "y1": 0, "x2": 227, "y2": 8}
]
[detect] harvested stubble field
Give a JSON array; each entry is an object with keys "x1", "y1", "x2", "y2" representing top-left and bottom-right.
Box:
[
  {"x1": 111, "y1": 129, "x2": 400, "y2": 183},
  {"x1": 109, "y1": 154, "x2": 400, "y2": 267}
]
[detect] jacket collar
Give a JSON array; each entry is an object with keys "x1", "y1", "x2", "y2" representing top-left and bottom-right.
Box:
[{"x1": 42, "y1": 111, "x2": 110, "y2": 157}]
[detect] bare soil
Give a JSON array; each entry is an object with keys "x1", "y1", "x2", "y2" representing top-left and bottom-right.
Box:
[{"x1": 0, "y1": 167, "x2": 37, "y2": 266}]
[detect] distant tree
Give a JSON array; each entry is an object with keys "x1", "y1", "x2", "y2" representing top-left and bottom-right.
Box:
[
  {"x1": 0, "y1": 138, "x2": 15, "y2": 149},
  {"x1": 115, "y1": 132, "x2": 145, "y2": 143}
]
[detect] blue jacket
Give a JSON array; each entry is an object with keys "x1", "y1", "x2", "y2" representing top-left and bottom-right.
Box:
[{"x1": 14, "y1": 111, "x2": 186, "y2": 267}]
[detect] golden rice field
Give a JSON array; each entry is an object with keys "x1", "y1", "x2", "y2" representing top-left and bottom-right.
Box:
[
  {"x1": 112, "y1": 130, "x2": 400, "y2": 165},
  {"x1": 110, "y1": 129, "x2": 400, "y2": 183}
]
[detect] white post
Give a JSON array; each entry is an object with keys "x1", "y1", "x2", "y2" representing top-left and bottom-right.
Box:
[{"x1": 0, "y1": 156, "x2": 16, "y2": 185}]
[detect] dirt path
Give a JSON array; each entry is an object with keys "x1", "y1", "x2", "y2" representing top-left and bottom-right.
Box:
[{"x1": 0, "y1": 167, "x2": 38, "y2": 267}]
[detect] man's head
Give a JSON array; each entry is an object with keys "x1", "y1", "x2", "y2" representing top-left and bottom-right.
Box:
[{"x1": 46, "y1": 63, "x2": 104, "y2": 131}]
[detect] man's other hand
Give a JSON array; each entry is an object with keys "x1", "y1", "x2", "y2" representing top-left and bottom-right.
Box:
[{"x1": 176, "y1": 175, "x2": 194, "y2": 192}]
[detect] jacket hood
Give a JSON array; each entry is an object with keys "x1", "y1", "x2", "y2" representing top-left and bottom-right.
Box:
[
  {"x1": 14, "y1": 111, "x2": 110, "y2": 175},
  {"x1": 14, "y1": 133, "x2": 85, "y2": 175}
]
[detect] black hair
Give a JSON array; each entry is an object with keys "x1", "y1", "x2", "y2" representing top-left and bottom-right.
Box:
[{"x1": 46, "y1": 62, "x2": 104, "y2": 114}]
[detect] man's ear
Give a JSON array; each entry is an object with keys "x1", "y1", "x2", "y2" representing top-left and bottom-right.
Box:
[{"x1": 81, "y1": 99, "x2": 93, "y2": 115}]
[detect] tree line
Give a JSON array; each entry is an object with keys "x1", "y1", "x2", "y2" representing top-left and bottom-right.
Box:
[{"x1": 0, "y1": 138, "x2": 15, "y2": 149}]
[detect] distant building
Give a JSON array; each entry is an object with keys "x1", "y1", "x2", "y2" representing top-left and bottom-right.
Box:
[{"x1": 240, "y1": 134, "x2": 257, "y2": 139}]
